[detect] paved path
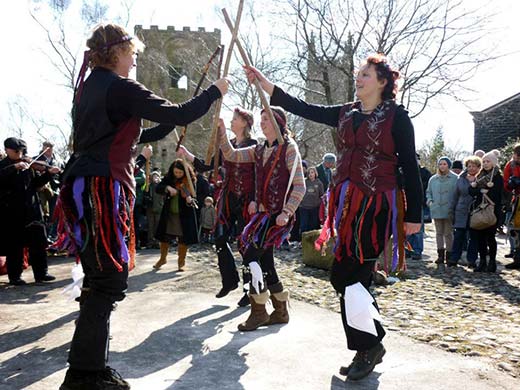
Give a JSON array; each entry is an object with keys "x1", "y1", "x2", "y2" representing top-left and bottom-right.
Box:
[{"x1": 0, "y1": 253, "x2": 518, "y2": 390}]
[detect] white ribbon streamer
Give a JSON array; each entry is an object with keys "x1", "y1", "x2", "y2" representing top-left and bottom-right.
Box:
[{"x1": 249, "y1": 261, "x2": 264, "y2": 293}]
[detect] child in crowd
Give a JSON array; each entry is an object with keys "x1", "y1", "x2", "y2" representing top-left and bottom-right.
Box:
[{"x1": 200, "y1": 196, "x2": 217, "y2": 243}]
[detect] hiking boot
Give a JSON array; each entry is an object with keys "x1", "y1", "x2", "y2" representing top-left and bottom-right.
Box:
[
  {"x1": 340, "y1": 351, "x2": 384, "y2": 376},
  {"x1": 347, "y1": 342, "x2": 386, "y2": 381},
  {"x1": 60, "y1": 366, "x2": 130, "y2": 390}
]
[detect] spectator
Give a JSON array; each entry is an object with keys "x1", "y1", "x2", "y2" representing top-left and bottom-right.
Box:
[
  {"x1": 407, "y1": 154, "x2": 432, "y2": 260},
  {"x1": 153, "y1": 159, "x2": 199, "y2": 271},
  {"x1": 299, "y1": 166, "x2": 324, "y2": 234},
  {"x1": 316, "y1": 153, "x2": 335, "y2": 189},
  {"x1": 503, "y1": 143, "x2": 520, "y2": 269},
  {"x1": 469, "y1": 151, "x2": 503, "y2": 272},
  {"x1": 448, "y1": 156, "x2": 480, "y2": 267},
  {"x1": 426, "y1": 156, "x2": 458, "y2": 264},
  {"x1": 451, "y1": 160, "x2": 463, "y2": 175},
  {"x1": 134, "y1": 166, "x2": 147, "y2": 249},
  {"x1": 145, "y1": 170, "x2": 163, "y2": 249},
  {"x1": 200, "y1": 196, "x2": 216, "y2": 243},
  {"x1": 0, "y1": 137, "x2": 59, "y2": 285}
]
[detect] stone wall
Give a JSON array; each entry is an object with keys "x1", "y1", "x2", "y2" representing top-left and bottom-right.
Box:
[
  {"x1": 472, "y1": 94, "x2": 520, "y2": 152},
  {"x1": 134, "y1": 25, "x2": 221, "y2": 173}
]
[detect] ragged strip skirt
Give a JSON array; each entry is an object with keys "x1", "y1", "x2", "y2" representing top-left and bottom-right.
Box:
[{"x1": 54, "y1": 176, "x2": 135, "y2": 272}]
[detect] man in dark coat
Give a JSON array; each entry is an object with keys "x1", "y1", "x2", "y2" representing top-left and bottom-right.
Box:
[
  {"x1": 316, "y1": 153, "x2": 336, "y2": 189},
  {"x1": 0, "y1": 137, "x2": 60, "y2": 285}
]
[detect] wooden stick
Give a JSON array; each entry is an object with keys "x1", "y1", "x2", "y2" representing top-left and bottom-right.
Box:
[
  {"x1": 174, "y1": 129, "x2": 197, "y2": 200},
  {"x1": 212, "y1": 46, "x2": 225, "y2": 181},
  {"x1": 222, "y1": 8, "x2": 284, "y2": 145},
  {"x1": 205, "y1": 0, "x2": 245, "y2": 164}
]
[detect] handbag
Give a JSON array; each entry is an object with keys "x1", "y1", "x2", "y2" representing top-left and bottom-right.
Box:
[{"x1": 470, "y1": 193, "x2": 497, "y2": 230}]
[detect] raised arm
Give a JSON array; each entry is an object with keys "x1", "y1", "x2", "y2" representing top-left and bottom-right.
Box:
[
  {"x1": 243, "y1": 66, "x2": 342, "y2": 127},
  {"x1": 217, "y1": 119, "x2": 255, "y2": 163},
  {"x1": 108, "y1": 78, "x2": 228, "y2": 126}
]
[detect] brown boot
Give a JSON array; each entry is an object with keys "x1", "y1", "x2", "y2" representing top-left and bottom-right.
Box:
[
  {"x1": 177, "y1": 243, "x2": 188, "y2": 271},
  {"x1": 153, "y1": 242, "x2": 169, "y2": 269},
  {"x1": 266, "y1": 290, "x2": 289, "y2": 325},
  {"x1": 237, "y1": 292, "x2": 270, "y2": 331}
]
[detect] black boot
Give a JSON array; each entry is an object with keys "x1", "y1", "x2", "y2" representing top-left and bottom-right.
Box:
[
  {"x1": 340, "y1": 351, "x2": 384, "y2": 376},
  {"x1": 215, "y1": 283, "x2": 239, "y2": 298},
  {"x1": 435, "y1": 249, "x2": 445, "y2": 264},
  {"x1": 60, "y1": 366, "x2": 130, "y2": 390},
  {"x1": 237, "y1": 291, "x2": 250, "y2": 307},
  {"x1": 474, "y1": 257, "x2": 487, "y2": 272},
  {"x1": 486, "y1": 258, "x2": 497, "y2": 273},
  {"x1": 446, "y1": 251, "x2": 457, "y2": 267},
  {"x1": 505, "y1": 259, "x2": 520, "y2": 269},
  {"x1": 347, "y1": 342, "x2": 386, "y2": 381}
]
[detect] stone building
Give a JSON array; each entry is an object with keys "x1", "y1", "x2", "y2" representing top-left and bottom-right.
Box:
[
  {"x1": 134, "y1": 25, "x2": 221, "y2": 173},
  {"x1": 471, "y1": 92, "x2": 520, "y2": 152}
]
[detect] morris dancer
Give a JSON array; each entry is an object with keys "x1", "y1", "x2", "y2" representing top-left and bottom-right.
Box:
[
  {"x1": 245, "y1": 54, "x2": 422, "y2": 381},
  {"x1": 217, "y1": 107, "x2": 305, "y2": 331},
  {"x1": 56, "y1": 23, "x2": 227, "y2": 390},
  {"x1": 178, "y1": 107, "x2": 257, "y2": 306}
]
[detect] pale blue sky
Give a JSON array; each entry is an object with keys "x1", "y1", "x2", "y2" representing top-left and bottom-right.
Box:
[{"x1": 1, "y1": 0, "x2": 519, "y2": 157}]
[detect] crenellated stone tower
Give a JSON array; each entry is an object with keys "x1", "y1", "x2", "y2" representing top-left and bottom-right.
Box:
[{"x1": 134, "y1": 25, "x2": 221, "y2": 173}]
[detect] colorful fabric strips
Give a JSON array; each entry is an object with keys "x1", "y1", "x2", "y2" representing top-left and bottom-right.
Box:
[
  {"x1": 315, "y1": 180, "x2": 406, "y2": 274},
  {"x1": 53, "y1": 176, "x2": 136, "y2": 272}
]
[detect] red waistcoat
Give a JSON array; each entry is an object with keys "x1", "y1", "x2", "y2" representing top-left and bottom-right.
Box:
[
  {"x1": 255, "y1": 141, "x2": 290, "y2": 214},
  {"x1": 224, "y1": 138, "x2": 256, "y2": 198},
  {"x1": 334, "y1": 101, "x2": 398, "y2": 195}
]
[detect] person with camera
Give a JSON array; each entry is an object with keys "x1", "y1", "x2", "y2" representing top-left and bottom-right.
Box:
[{"x1": 503, "y1": 143, "x2": 520, "y2": 269}]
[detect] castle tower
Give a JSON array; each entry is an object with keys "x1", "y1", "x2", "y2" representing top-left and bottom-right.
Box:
[{"x1": 134, "y1": 25, "x2": 221, "y2": 173}]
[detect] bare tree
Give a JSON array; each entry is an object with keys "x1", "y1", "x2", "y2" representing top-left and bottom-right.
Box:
[
  {"x1": 273, "y1": 0, "x2": 500, "y2": 162},
  {"x1": 25, "y1": 0, "x2": 134, "y2": 154}
]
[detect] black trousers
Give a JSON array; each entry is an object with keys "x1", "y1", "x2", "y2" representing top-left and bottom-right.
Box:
[
  {"x1": 214, "y1": 192, "x2": 250, "y2": 291},
  {"x1": 331, "y1": 258, "x2": 385, "y2": 351},
  {"x1": 242, "y1": 245, "x2": 281, "y2": 294},
  {"x1": 67, "y1": 230, "x2": 128, "y2": 371},
  {"x1": 6, "y1": 223, "x2": 48, "y2": 282}
]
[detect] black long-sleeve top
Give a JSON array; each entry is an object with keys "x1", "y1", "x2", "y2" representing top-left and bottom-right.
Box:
[
  {"x1": 68, "y1": 67, "x2": 221, "y2": 193},
  {"x1": 270, "y1": 85, "x2": 422, "y2": 223},
  {"x1": 106, "y1": 72, "x2": 221, "y2": 144}
]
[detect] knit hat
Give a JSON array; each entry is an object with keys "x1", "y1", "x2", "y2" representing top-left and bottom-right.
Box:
[
  {"x1": 482, "y1": 151, "x2": 498, "y2": 167},
  {"x1": 301, "y1": 159, "x2": 308, "y2": 169},
  {"x1": 323, "y1": 153, "x2": 336, "y2": 163},
  {"x1": 452, "y1": 160, "x2": 463, "y2": 170},
  {"x1": 437, "y1": 156, "x2": 452, "y2": 168}
]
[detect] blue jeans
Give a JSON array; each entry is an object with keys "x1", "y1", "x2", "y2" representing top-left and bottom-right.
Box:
[{"x1": 407, "y1": 224, "x2": 424, "y2": 255}]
